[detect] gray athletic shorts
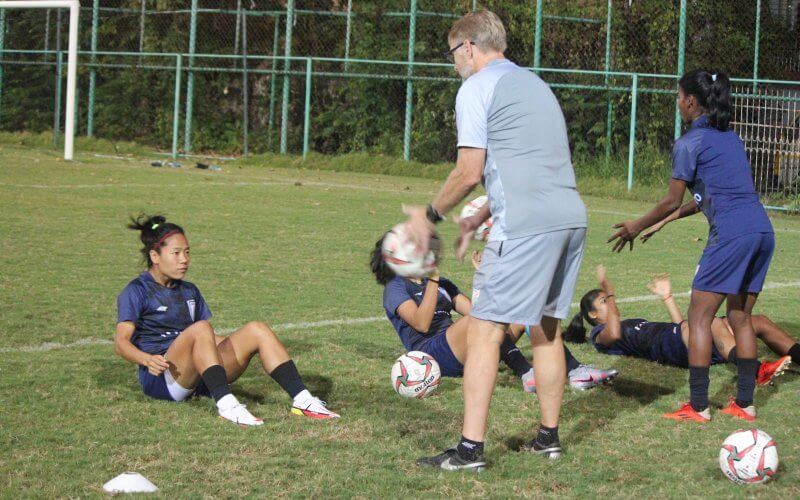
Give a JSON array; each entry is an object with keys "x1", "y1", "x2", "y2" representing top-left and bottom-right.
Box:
[{"x1": 471, "y1": 227, "x2": 586, "y2": 326}]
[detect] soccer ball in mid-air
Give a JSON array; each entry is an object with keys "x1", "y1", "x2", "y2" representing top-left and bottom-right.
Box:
[
  {"x1": 391, "y1": 351, "x2": 441, "y2": 399},
  {"x1": 719, "y1": 428, "x2": 778, "y2": 485},
  {"x1": 382, "y1": 223, "x2": 439, "y2": 278},
  {"x1": 459, "y1": 195, "x2": 492, "y2": 241}
]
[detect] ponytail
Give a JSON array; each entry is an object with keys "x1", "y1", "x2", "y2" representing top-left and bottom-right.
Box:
[
  {"x1": 563, "y1": 312, "x2": 587, "y2": 343},
  {"x1": 370, "y1": 233, "x2": 396, "y2": 285},
  {"x1": 563, "y1": 288, "x2": 602, "y2": 344},
  {"x1": 127, "y1": 214, "x2": 185, "y2": 267},
  {"x1": 678, "y1": 68, "x2": 732, "y2": 132}
]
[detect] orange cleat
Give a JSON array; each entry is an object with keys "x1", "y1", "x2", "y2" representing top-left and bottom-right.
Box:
[
  {"x1": 757, "y1": 356, "x2": 792, "y2": 386},
  {"x1": 720, "y1": 397, "x2": 756, "y2": 421},
  {"x1": 663, "y1": 402, "x2": 711, "y2": 423}
]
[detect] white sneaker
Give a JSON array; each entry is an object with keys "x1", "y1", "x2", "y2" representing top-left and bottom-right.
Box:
[
  {"x1": 218, "y1": 403, "x2": 264, "y2": 426},
  {"x1": 568, "y1": 365, "x2": 619, "y2": 390},
  {"x1": 291, "y1": 396, "x2": 340, "y2": 419}
]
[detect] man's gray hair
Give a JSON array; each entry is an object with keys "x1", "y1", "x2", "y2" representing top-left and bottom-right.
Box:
[{"x1": 448, "y1": 10, "x2": 507, "y2": 53}]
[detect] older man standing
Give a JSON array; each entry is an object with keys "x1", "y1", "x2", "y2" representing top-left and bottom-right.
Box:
[{"x1": 404, "y1": 10, "x2": 587, "y2": 470}]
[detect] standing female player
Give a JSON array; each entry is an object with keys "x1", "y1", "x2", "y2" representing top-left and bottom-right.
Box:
[
  {"x1": 607, "y1": 69, "x2": 775, "y2": 422},
  {"x1": 115, "y1": 215, "x2": 339, "y2": 425}
]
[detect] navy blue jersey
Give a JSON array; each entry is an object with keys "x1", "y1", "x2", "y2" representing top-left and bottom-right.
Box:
[
  {"x1": 383, "y1": 276, "x2": 461, "y2": 352},
  {"x1": 590, "y1": 318, "x2": 677, "y2": 362},
  {"x1": 671, "y1": 115, "x2": 773, "y2": 245},
  {"x1": 117, "y1": 272, "x2": 212, "y2": 355}
]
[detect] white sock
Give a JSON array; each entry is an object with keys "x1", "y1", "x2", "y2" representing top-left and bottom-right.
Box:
[
  {"x1": 216, "y1": 393, "x2": 239, "y2": 411},
  {"x1": 293, "y1": 389, "x2": 313, "y2": 406},
  {"x1": 521, "y1": 368, "x2": 534, "y2": 383}
]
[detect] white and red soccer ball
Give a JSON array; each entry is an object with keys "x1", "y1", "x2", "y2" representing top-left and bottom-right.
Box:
[
  {"x1": 719, "y1": 428, "x2": 779, "y2": 485},
  {"x1": 390, "y1": 351, "x2": 441, "y2": 399},
  {"x1": 459, "y1": 195, "x2": 492, "y2": 241},
  {"x1": 381, "y1": 223, "x2": 439, "y2": 278}
]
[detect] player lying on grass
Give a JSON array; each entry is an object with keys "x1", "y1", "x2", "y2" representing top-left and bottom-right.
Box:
[
  {"x1": 564, "y1": 266, "x2": 797, "y2": 391},
  {"x1": 114, "y1": 214, "x2": 339, "y2": 426},
  {"x1": 371, "y1": 235, "x2": 618, "y2": 391}
]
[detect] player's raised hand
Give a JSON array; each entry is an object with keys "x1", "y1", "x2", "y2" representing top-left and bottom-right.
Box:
[
  {"x1": 647, "y1": 273, "x2": 672, "y2": 300},
  {"x1": 453, "y1": 214, "x2": 478, "y2": 264},
  {"x1": 608, "y1": 220, "x2": 640, "y2": 252},
  {"x1": 145, "y1": 354, "x2": 170, "y2": 376},
  {"x1": 402, "y1": 204, "x2": 435, "y2": 253}
]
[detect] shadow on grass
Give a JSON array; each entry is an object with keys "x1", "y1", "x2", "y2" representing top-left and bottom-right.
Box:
[{"x1": 504, "y1": 376, "x2": 675, "y2": 452}]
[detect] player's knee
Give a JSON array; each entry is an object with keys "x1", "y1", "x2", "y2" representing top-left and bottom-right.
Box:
[
  {"x1": 245, "y1": 321, "x2": 277, "y2": 341},
  {"x1": 185, "y1": 320, "x2": 214, "y2": 339}
]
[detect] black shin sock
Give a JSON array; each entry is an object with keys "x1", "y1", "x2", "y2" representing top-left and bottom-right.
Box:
[
  {"x1": 456, "y1": 436, "x2": 484, "y2": 461},
  {"x1": 727, "y1": 346, "x2": 738, "y2": 365},
  {"x1": 735, "y1": 358, "x2": 759, "y2": 408},
  {"x1": 269, "y1": 360, "x2": 307, "y2": 399},
  {"x1": 564, "y1": 346, "x2": 581, "y2": 372},
  {"x1": 500, "y1": 335, "x2": 532, "y2": 378},
  {"x1": 201, "y1": 365, "x2": 231, "y2": 402},
  {"x1": 536, "y1": 425, "x2": 559, "y2": 446},
  {"x1": 688, "y1": 366, "x2": 710, "y2": 412},
  {"x1": 788, "y1": 343, "x2": 800, "y2": 365}
]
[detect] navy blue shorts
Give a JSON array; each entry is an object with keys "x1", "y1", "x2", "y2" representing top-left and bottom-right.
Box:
[
  {"x1": 417, "y1": 331, "x2": 464, "y2": 378},
  {"x1": 655, "y1": 323, "x2": 725, "y2": 368},
  {"x1": 694, "y1": 232, "x2": 774, "y2": 294},
  {"x1": 138, "y1": 366, "x2": 207, "y2": 401}
]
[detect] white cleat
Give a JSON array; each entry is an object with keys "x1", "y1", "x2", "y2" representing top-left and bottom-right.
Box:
[
  {"x1": 291, "y1": 397, "x2": 340, "y2": 419},
  {"x1": 218, "y1": 403, "x2": 264, "y2": 426}
]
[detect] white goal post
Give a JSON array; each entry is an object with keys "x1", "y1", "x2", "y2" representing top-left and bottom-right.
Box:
[{"x1": 0, "y1": 0, "x2": 79, "y2": 160}]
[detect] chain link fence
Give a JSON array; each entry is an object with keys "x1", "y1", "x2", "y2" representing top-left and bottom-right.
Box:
[{"x1": 0, "y1": 1, "x2": 799, "y2": 206}]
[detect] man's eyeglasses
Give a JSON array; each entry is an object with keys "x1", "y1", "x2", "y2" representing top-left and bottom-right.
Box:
[{"x1": 443, "y1": 41, "x2": 474, "y2": 62}]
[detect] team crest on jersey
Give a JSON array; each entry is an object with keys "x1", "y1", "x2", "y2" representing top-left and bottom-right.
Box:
[{"x1": 187, "y1": 300, "x2": 196, "y2": 321}]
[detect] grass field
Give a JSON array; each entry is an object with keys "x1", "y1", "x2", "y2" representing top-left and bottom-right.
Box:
[{"x1": 1, "y1": 139, "x2": 799, "y2": 498}]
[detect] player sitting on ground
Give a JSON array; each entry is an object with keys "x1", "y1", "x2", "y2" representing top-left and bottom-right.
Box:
[
  {"x1": 114, "y1": 214, "x2": 339, "y2": 425},
  {"x1": 371, "y1": 236, "x2": 618, "y2": 391},
  {"x1": 564, "y1": 266, "x2": 797, "y2": 385}
]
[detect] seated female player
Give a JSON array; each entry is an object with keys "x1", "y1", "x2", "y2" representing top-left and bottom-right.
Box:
[
  {"x1": 115, "y1": 214, "x2": 339, "y2": 426},
  {"x1": 370, "y1": 236, "x2": 618, "y2": 392},
  {"x1": 564, "y1": 266, "x2": 797, "y2": 386}
]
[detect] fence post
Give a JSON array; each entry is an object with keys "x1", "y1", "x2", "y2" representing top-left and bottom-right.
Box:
[
  {"x1": 303, "y1": 58, "x2": 311, "y2": 160},
  {"x1": 87, "y1": 0, "x2": 98, "y2": 137},
  {"x1": 138, "y1": 0, "x2": 146, "y2": 57},
  {"x1": 403, "y1": 0, "x2": 417, "y2": 162},
  {"x1": 673, "y1": 0, "x2": 687, "y2": 140},
  {"x1": 55, "y1": 51, "x2": 63, "y2": 146},
  {"x1": 242, "y1": 8, "x2": 249, "y2": 156},
  {"x1": 753, "y1": 0, "x2": 761, "y2": 91},
  {"x1": 172, "y1": 54, "x2": 182, "y2": 160},
  {"x1": 533, "y1": 0, "x2": 543, "y2": 70},
  {"x1": 627, "y1": 74, "x2": 638, "y2": 191},
  {"x1": 0, "y1": 9, "x2": 5, "y2": 120},
  {"x1": 604, "y1": 0, "x2": 613, "y2": 161},
  {"x1": 344, "y1": 0, "x2": 352, "y2": 71},
  {"x1": 280, "y1": 0, "x2": 294, "y2": 155},
  {"x1": 184, "y1": 0, "x2": 198, "y2": 153},
  {"x1": 267, "y1": 16, "x2": 279, "y2": 149}
]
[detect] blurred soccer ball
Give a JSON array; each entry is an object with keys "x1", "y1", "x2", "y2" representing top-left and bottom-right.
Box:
[
  {"x1": 459, "y1": 195, "x2": 492, "y2": 241},
  {"x1": 719, "y1": 428, "x2": 778, "y2": 485},
  {"x1": 381, "y1": 223, "x2": 439, "y2": 278},
  {"x1": 391, "y1": 351, "x2": 441, "y2": 399}
]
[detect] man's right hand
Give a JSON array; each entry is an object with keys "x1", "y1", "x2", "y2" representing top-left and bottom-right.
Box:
[{"x1": 144, "y1": 354, "x2": 170, "y2": 376}]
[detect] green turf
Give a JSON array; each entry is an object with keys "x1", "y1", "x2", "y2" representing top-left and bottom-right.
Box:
[{"x1": 1, "y1": 141, "x2": 799, "y2": 497}]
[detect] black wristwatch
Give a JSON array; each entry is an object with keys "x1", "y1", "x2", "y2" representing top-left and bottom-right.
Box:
[{"x1": 426, "y1": 204, "x2": 445, "y2": 224}]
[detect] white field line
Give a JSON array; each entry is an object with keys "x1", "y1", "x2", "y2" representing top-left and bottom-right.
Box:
[{"x1": 3, "y1": 280, "x2": 799, "y2": 355}]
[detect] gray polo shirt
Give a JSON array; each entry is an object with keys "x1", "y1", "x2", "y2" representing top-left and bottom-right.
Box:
[{"x1": 456, "y1": 59, "x2": 587, "y2": 241}]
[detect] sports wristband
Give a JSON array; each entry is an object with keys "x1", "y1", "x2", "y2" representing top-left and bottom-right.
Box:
[
  {"x1": 426, "y1": 204, "x2": 445, "y2": 224},
  {"x1": 428, "y1": 279, "x2": 440, "y2": 284}
]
